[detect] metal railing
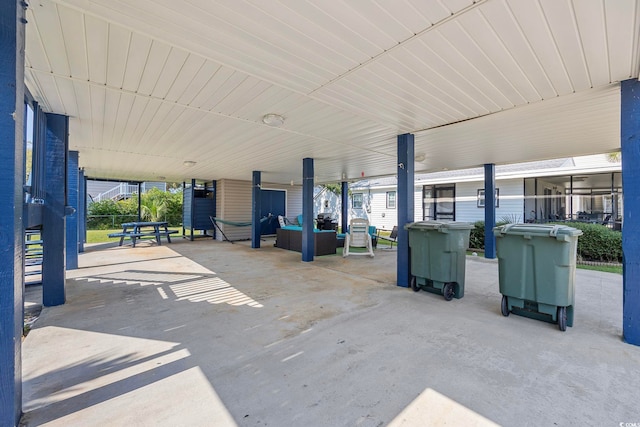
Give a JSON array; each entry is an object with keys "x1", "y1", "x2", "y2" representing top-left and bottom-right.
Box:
[{"x1": 94, "y1": 183, "x2": 139, "y2": 202}]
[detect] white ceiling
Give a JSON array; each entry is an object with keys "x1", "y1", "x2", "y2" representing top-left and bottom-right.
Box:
[{"x1": 24, "y1": 0, "x2": 640, "y2": 184}]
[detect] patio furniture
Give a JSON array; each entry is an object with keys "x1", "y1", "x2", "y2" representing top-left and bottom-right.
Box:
[
  {"x1": 108, "y1": 221, "x2": 177, "y2": 247},
  {"x1": 275, "y1": 227, "x2": 337, "y2": 256},
  {"x1": 377, "y1": 225, "x2": 398, "y2": 249},
  {"x1": 343, "y1": 218, "x2": 375, "y2": 258}
]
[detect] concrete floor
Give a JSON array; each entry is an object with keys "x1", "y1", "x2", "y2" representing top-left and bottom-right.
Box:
[{"x1": 20, "y1": 238, "x2": 640, "y2": 426}]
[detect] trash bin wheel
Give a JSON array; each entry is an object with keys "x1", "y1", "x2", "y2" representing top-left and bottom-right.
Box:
[
  {"x1": 501, "y1": 295, "x2": 510, "y2": 317},
  {"x1": 442, "y1": 283, "x2": 455, "y2": 301},
  {"x1": 410, "y1": 276, "x2": 420, "y2": 292},
  {"x1": 557, "y1": 306, "x2": 567, "y2": 332}
]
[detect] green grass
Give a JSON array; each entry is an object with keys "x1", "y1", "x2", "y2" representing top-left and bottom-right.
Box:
[
  {"x1": 577, "y1": 264, "x2": 622, "y2": 274},
  {"x1": 86, "y1": 227, "x2": 183, "y2": 244}
]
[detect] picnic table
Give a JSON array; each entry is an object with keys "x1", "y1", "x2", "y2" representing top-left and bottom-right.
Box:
[{"x1": 108, "y1": 221, "x2": 178, "y2": 247}]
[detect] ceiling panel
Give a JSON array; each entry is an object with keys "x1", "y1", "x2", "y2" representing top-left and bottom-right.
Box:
[{"x1": 22, "y1": 0, "x2": 640, "y2": 186}]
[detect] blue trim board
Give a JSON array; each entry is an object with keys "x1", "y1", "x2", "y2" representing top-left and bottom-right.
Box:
[
  {"x1": 42, "y1": 113, "x2": 68, "y2": 307},
  {"x1": 484, "y1": 164, "x2": 497, "y2": 259},
  {"x1": 66, "y1": 151, "x2": 79, "y2": 269},
  {"x1": 341, "y1": 180, "x2": 348, "y2": 234},
  {"x1": 0, "y1": 1, "x2": 26, "y2": 424},
  {"x1": 252, "y1": 171, "x2": 261, "y2": 248},
  {"x1": 621, "y1": 78, "x2": 640, "y2": 346},
  {"x1": 397, "y1": 133, "x2": 415, "y2": 287},
  {"x1": 302, "y1": 158, "x2": 314, "y2": 261}
]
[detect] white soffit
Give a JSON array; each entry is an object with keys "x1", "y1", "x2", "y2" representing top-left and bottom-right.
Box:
[{"x1": 23, "y1": 0, "x2": 640, "y2": 184}]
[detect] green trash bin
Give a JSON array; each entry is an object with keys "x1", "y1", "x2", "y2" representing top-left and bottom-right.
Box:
[
  {"x1": 405, "y1": 221, "x2": 473, "y2": 301},
  {"x1": 493, "y1": 224, "x2": 583, "y2": 331}
]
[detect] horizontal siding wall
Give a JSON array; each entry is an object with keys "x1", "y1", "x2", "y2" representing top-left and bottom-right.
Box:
[
  {"x1": 287, "y1": 186, "x2": 302, "y2": 219},
  {"x1": 455, "y1": 179, "x2": 524, "y2": 223},
  {"x1": 217, "y1": 179, "x2": 252, "y2": 241},
  {"x1": 216, "y1": 180, "x2": 298, "y2": 241}
]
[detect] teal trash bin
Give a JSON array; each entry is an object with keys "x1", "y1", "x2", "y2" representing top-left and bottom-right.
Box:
[
  {"x1": 405, "y1": 221, "x2": 473, "y2": 301},
  {"x1": 493, "y1": 224, "x2": 583, "y2": 331}
]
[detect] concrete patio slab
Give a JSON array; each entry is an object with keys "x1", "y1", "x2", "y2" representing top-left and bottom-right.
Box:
[{"x1": 20, "y1": 238, "x2": 640, "y2": 426}]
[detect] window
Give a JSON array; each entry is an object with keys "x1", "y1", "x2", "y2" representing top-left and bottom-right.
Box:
[
  {"x1": 477, "y1": 189, "x2": 499, "y2": 208},
  {"x1": 352, "y1": 193, "x2": 363, "y2": 209},
  {"x1": 386, "y1": 191, "x2": 396, "y2": 209}
]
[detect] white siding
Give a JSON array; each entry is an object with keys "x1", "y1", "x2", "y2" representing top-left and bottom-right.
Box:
[
  {"x1": 455, "y1": 179, "x2": 524, "y2": 223},
  {"x1": 286, "y1": 186, "x2": 302, "y2": 219}
]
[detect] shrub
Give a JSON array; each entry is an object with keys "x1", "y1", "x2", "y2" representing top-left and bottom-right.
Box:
[
  {"x1": 469, "y1": 221, "x2": 485, "y2": 250},
  {"x1": 553, "y1": 222, "x2": 622, "y2": 262}
]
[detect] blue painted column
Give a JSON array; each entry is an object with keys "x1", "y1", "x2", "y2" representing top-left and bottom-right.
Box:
[
  {"x1": 211, "y1": 180, "x2": 217, "y2": 240},
  {"x1": 78, "y1": 169, "x2": 86, "y2": 253},
  {"x1": 137, "y1": 182, "x2": 142, "y2": 222},
  {"x1": 0, "y1": 1, "x2": 25, "y2": 424},
  {"x1": 42, "y1": 113, "x2": 68, "y2": 307},
  {"x1": 397, "y1": 134, "x2": 415, "y2": 287},
  {"x1": 621, "y1": 78, "x2": 640, "y2": 346},
  {"x1": 302, "y1": 158, "x2": 314, "y2": 261},
  {"x1": 484, "y1": 163, "x2": 497, "y2": 259},
  {"x1": 341, "y1": 180, "x2": 349, "y2": 233},
  {"x1": 251, "y1": 171, "x2": 261, "y2": 248},
  {"x1": 66, "y1": 151, "x2": 79, "y2": 269}
]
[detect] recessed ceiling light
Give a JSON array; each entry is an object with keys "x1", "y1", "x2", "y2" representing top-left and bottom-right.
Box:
[
  {"x1": 414, "y1": 153, "x2": 426, "y2": 163},
  {"x1": 262, "y1": 113, "x2": 285, "y2": 127},
  {"x1": 183, "y1": 160, "x2": 196, "y2": 167}
]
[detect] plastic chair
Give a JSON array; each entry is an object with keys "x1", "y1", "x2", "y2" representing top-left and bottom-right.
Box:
[{"x1": 343, "y1": 218, "x2": 375, "y2": 258}]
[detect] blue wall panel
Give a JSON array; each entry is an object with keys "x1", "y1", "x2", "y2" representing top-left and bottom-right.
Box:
[
  {"x1": 0, "y1": 1, "x2": 25, "y2": 424},
  {"x1": 621, "y1": 78, "x2": 640, "y2": 346},
  {"x1": 397, "y1": 134, "x2": 414, "y2": 287},
  {"x1": 42, "y1": 113, "x2": 68, "y2": 307}
]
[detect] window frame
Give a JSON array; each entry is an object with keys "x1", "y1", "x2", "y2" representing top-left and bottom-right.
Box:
[
  {"x1": 352, "y1": 192, "x2": 363, "y2": 209},
  {"x1": 386, "y1": 191, "x2": 396, "y2": 209}
]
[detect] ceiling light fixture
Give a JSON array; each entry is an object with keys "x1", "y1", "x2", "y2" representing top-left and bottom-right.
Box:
[
  {"x1": 183, "y1": 160, "x2": 196, "y2": 167},
  {"x1": 414, "y1": 153, "x2": 426, "y2": 163},
  {"x1": 262, "y1": 113, "x2": 285, "y2": 127}
]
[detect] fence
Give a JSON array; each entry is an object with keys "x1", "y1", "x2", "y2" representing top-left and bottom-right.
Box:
[{"x1": 87, "y1": 214, "x2": 183, "y2": 229}]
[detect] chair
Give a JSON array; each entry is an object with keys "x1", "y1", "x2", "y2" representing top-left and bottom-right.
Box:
[
  {"x1": 343, "y1": 218, "x2": 375, "y2": 258},
  {"x1": 377, "y1": 225, "x2": 398, "y2": 249}
]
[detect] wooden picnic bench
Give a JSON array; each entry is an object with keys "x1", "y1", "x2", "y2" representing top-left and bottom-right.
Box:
[{"x1": 108, "y1": 221, "x2": 178, "y2": 247}]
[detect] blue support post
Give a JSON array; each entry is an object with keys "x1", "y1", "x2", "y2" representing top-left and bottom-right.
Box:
[
  {"x1": 66, "y1": 151, "x2": 79, "y2": 269},
  {"x1": 397, "y1": 133, "x2": 415, "y2": 287},
  {"x1": 621, "y1": 78, "x2": 640, "y2": 346},
  {"x1": 0, "y1": 1, "x2": 25, "y2": 423},
  {"x1": 78, "y1": 169, "x2": 86, "y2": 253},
  {"x1": 211, "y1": 180, "x2": 217, "y2": 240},
  {"x1": 251, "y1": 171, "x2": 261, "y2": 248},
  {"x1": 42, "y1": 113, "x2": 68, "y2": 307},
  {"x1": 341, "y1": 180, "x2": 349, "y2": 233},
  {"x1": 484, "y1": 163, "x2": 497, "y2": 259},
  {"x1": 137, "y1": 182, "x2": 142, "y2": 222},
  {"x1": 302, "y1": 158, "x2": 314, "y2": 261}
]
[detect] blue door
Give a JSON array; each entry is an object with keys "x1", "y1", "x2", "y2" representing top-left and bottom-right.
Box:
[{"x1": 260, "y1": 190, "x2": 286, "y2": 235}]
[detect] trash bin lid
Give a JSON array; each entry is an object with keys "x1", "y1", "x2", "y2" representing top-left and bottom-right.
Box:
[
  {"x1": 405, "y1": 220, "x2": 473, "y2": 231},
  {"x1": 493, "y1": 223, "x2": 583, "y2": 238}
]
